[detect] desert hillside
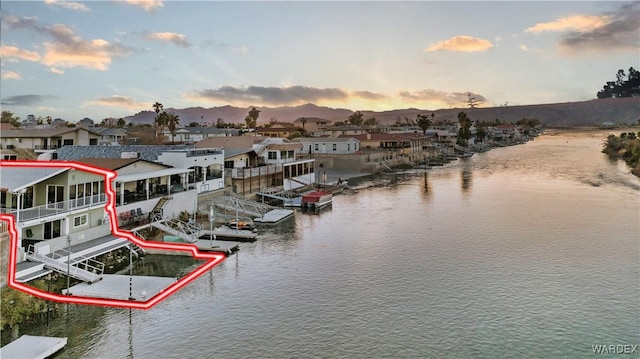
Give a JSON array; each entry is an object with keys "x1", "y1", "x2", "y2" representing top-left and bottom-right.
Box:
[{"x1": 125, "y1": 97, "x2": 640, "y2": 128}]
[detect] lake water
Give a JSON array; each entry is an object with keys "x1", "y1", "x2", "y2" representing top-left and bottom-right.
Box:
[{"x1": 8, "y1": 129, "x2": 640, "y2": 358}]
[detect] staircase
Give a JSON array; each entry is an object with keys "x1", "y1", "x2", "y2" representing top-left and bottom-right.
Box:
[
  {"x1": 129, "y1": 243, "x2": 146, "y2": 257},
  {"x1": 150, "y1": 196, "x2": 170, "y2": 218},
  {"x1": 26, "y1": 246, "x2": 104, "y2": 284}
]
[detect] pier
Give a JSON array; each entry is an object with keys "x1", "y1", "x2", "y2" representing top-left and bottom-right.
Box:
[{"x1": 0, "y1": 335, "x2": 67, "y2": 359}]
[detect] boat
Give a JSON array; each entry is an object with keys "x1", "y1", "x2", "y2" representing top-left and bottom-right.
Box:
[
  {"x1": 226, "y1": 219, "x2": 256, "y2": 231},
  {"x1": 301, "y1": 191, "x2": 332, "y2": 209}
]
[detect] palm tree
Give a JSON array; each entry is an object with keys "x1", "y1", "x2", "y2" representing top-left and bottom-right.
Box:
[
  {"x1": 166, "y1": 113, "x2": 180, "y2": 143},
  {"x1": 416, "y1": 114, "x2": 432, "y2": 135},
  {"x1": 153, "y1": 102, "x2": 163, "y2": 114},
  {"x1": 152, "y1": 102, "x2": 164, "y2": 138}
]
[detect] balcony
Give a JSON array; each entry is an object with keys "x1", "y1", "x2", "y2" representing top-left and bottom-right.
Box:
[{"x1": 1, "y1": 194, "x2": 107, "y2": 222}]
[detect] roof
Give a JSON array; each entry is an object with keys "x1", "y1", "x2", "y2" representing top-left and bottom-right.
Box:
[
  {"x1": 0, "y1": 127, "x2": 99, "y2": 138},
  {"x1": 179, "y1": 127, "x2": 239, "y2": 135},
  {"x1": 293, "y1": 137, "x2": 359, "y2": 143},
  {"x1": 0, "y1": 167, "x2": 68, "y2": 192},
  {"x1": 114, "y1": 167, "x2": 193, "y2": 183},
  {"x1": 56, "y1": 145, "x2": 194, "y2": 162},
  {"x1": 73, "y1": 158, "x2": 158, "y2": 171},
  {"x1": 195, "y1": 136, "x2": 267, "y2": 149},
  {"x1": 90, "y1": 127, "x2": 128, "y2": 136},
  {"x1": 341, "y1": 133, "x2": 424, "y2": 141}
]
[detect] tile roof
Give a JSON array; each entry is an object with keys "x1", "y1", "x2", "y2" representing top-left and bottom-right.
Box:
[
  {"x1": 73, "y1": 157, "x2": 143, "y2": 170},
  {"x1": 56, "y1": 144, "x2": 194, "y2": 162}
]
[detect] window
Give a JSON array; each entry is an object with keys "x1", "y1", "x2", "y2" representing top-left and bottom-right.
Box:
[
  {"x1": 63, "y1": 139, "x2": 74, "y2": 146},
  {"x1": 268, "y1": 151, "x2": 277, "y2": 160},
  {"x1": 347, "y1": 144, "x2": 350, "y2": 151},
  {"x1": 73, "y1": 214, "x2": 88, "y2": 227},
  {"x1": 332, "y1": 144, "x2": 337, "y2": 151},
  {"x1": 314, "y1": 144, "x2": 319, "y2": 151}
]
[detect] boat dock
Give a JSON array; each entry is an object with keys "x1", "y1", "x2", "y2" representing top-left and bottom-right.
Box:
[
  {"x1": 62, "y1": 274, "x2": 177, "y2": 301},
  {"x1": 194, "y1": 239, "x2": 240, "y2": 254},
  {"x1": 203, "y1": 228, "x2": 257, "y2": 242},
  {"x1": 254, "y1": 209, "x2": 294, "y2": 223},
  {"x1": 0, "y1": 335, "x2": 67, "y2": 359}
]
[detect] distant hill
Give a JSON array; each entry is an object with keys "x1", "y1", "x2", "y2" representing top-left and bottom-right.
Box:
[{"x1": 124, "y1": 97, "x2": 640, "y2": 128}]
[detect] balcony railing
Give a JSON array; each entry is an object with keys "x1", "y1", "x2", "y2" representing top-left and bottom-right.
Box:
[{"x1": 0, "y1": 193, "x2": 107, "y2": 222}]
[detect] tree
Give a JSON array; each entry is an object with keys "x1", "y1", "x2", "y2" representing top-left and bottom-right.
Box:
[
  {"x1": 116, "y1": 118, "x2": 126, "y2": 128},
  {"x1": 466, "y1": 93, "x2": 480, "y2": 108},
  {"x1": 416, "y1": 113, "x2": 434, "y2": 135},
  {"x1": 245, "y1": 107, "x2": 260, "y2": 129},
  {"x1": 153, "y1": 102, "x2": 164, "y2": 114},
  {"x1": 216, "y1": 118, "x2": 225, "y2": 128},
  {"x1": 365, "y1": 117, "x2": 378, "y2": 127},
  {"x1": 166, "y1": 113, "x2": 180, "y2": 143},
  {"x1": 597, "y1": 67, "x2": 640, "y2": 98},
  {"x1": 153, "y1": 102, "x2": 165, "y2": 138},
  {"x1": 100, "y1": 117, "x2": 118, "y2": 127},
  {"x1": 46, "y1": 116, "x2": 52, "y2": 125},
  {"x1": 348, "y1": 111, "x2": 364, "y2": 126},
  {"x1": 1, "y1": 111, "x2": 21, "y2": 127},
  {"x1": 457, "y1": 111, "x2": 472, "y2": 146}
]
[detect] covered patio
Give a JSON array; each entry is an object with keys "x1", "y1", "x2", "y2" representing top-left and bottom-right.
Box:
[{"x1": 114, "y1": 167, "x2": 194, "y2": 206}]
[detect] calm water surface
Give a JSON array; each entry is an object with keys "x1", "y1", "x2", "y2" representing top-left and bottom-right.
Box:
[{"x1": 17, "y1": 130, "x2": 640, "y2": 358}]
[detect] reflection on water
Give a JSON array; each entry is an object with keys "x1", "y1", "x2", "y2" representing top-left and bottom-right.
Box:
[{"x1": 6, "y1": 129, "x2": 640, "y2": 358}]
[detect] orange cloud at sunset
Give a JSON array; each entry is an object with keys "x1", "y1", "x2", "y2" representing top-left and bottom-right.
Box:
[
  {"x1": 425, "y1": 36, "x2": 493, "y2": 53},
  {"x1": 525, "y1": 15, "x2": 610, "y2": 33}
]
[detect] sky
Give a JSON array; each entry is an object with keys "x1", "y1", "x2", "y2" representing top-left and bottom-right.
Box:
[{"x1": 1, "y1": 1, "x2": 639, "y2": 122}]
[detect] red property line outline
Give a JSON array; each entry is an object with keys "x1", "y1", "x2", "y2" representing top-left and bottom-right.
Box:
[{"x1": 1, "y1": 160, "x2": 226, "y2": 309}]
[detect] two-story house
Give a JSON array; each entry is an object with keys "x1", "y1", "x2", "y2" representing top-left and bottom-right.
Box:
[
  {"x1": 1, "y1": 164, "x2": 112, "y2": 263},
  {"x1": 0, "y1": 127, "x2": 101, "y2": 151}
]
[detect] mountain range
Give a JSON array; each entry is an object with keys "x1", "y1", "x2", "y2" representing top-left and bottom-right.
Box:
[{"x1": 124, "y1": 97, "x2": 640, "y2": 128}]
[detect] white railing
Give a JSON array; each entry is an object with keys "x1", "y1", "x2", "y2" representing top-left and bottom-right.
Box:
[
  {"x1": 26, "y1": 245, "x2": 104, "y2": 283},
  {"x1": 1, "y1": 194, "x2": 107, "y2": 222}
]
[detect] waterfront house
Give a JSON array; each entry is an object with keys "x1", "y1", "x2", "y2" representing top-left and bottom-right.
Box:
[
  {"x1": 196, "y1": 136, "x2": 314, "y2": 195},
  {"x1": 56, "y1": 145, "x2": 225, "y2": 195},
  {"x1": 74, "y1": 158, "x2": 198, "y2": 224},
  {"x1": 292, "y1": 137, "x2": 360, "y2": 155},
  {"x1": 0, "y1": 166, "x2": 111, "y2": 262}
]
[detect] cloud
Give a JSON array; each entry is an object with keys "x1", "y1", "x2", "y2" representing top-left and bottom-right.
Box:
[
  {"x1": 425, "y1": 35, "x2": 493, "y2": 52},
  {"x1": 1, "y1": 71, "x2": 22, "y2": 80},
  {"x1": 526, "y1": 2, "x2": 640, "y2": 54},
  {"x1": 84, "y1": 95, "x2": 149, "y2": 110},
  {"x1": 399, "y1": 89, "x2": 486, "y2": 107},
  {"x1": 3, "y1": 16, "x2": 133, "y2": 71},
  {"x1": 49, "y1": 67, "x2": 64, "y2": 74},
  {"x1": 44, "y1": 0, "x2": 90, "y2": 12},
  {"x1": 353, "y1": 91, "x2": 387, "y2": 100},
  {"x1": 188, "y1": 86, "x2": 350, "y2": 106},
  {"x1": 525, "y1": 15, "x2": 610, "y2": 33},
  {"x1": 1, "y1": 94, "x2": 53, "y2": 106},
  {"x1": 0, "y1": 45, "x2": 41, "y2": 62},
  {"x1": 143, "y1": 32, "x2": 190, "y2": 48},
  {"x1": 125, "y1": 0, "x2": 164, "y2": 11}
]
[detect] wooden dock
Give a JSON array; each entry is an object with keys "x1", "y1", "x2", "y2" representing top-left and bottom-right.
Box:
[{"x1": 0, "y1": 335, "x2": 67, "y2": 359}]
